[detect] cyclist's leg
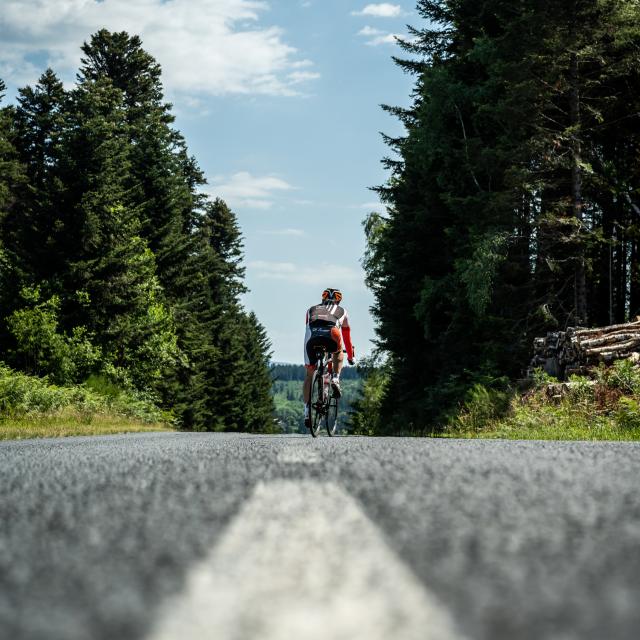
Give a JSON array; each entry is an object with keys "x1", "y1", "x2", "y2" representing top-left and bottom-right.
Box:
[
  {"x1": 331, "y1": 349, "x2": 344, "y2": 376},
  {"x1": 303, "y1": 365, "x2": 315, "y2": 404},
  {"x1": 329, "y1": 348, "x2": 342, "y2": 398},
  {"x1": 303, "y1": 328, "x2": 314, "y2": 404},
  {"x1": 331, "y1": 326, "x2": 344, "y2": 377}
]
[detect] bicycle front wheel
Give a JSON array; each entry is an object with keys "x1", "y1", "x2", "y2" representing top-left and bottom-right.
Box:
[
  {"x1": 325, "y1": 393, "x2": 339, "y2": 436},
  {"x1": 309, "y1": 370, "x2": 324, "y2": 438}
]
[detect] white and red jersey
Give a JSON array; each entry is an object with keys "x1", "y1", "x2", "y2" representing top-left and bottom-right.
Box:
[{"x1": 303, "y1": 302, "x2": 354, "y2": 365}]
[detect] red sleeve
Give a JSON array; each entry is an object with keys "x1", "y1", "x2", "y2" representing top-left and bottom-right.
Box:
[{"x1": 342, "y1": 325, "x2": 354, "y2": 360}]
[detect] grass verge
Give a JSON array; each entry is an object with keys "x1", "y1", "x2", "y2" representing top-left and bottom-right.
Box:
[
  {"x1": 0, "y1": 413, "x2": 173, "y2": 441},
  {"x1": 443, "y1": 361, "x2": 640, "y2": 441},
  {"x1": 0, "y1": 364, "x2": 174, "y2": 441}
]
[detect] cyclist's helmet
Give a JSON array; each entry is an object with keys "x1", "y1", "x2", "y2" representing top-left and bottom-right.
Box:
[{"x1": 322, "y1": 288, "x2": 343, "y2": 304}]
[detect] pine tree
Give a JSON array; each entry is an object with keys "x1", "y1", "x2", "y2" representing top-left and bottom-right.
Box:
[
  {"x1": 0, "y1": 79, "x2": 24, "y2": 217},
  {"x1": 54, "y1": 76, "x2": 179, "y2": 388},
  {"x1": 238, "y1": 312, "x2": 276, "y2": 432},
  {"x1": 77, "y1": 29, "x2": 202, "y2": 298},
  {"x1": 0, "y1": 78, "x2": 27, "y2": 349},
  {"x1": 183, "y1": 199, "x2": 274, "y2": 431},
  {"x1": 75, "y1": 30, "x2": 213, "y2": 417},
  {"x1": 1, "y1": 34, "x2": 276, "y2": 431},
  {"x1": 364, "y1": 0, "x2": 640, "y2": 431},
  {"x1": 7, "y1": 70, "x2": 67, "y2": 291}
]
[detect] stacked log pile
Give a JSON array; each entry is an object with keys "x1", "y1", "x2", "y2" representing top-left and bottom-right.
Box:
[{"x1": 529, "y1": 320, "x2": 640, "y2": 379}]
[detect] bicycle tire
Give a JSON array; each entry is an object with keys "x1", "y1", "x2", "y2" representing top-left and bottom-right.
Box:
[
  {"x1": 309, "y1": 370, "x2": 324, "y2": 438},
  {"x1": 325, "y1": 393, "x2": 339, "y2": 436}
]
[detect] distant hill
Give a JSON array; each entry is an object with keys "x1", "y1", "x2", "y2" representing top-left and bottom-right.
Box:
[
  {"x1": 270, "y1": 363, "x2": 360, "y2": 382},
  {"x1": 270, "y1": 363, "x2": 362, "y2": 433}
]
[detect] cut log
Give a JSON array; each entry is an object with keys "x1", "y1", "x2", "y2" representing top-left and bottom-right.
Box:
[
  {"x1": 578, "y1": 331, "x2": 640, "y2": 349},
  {"x1": 585, "y1": 338, "x2": 640, "y2": 355},
  {"x1": 529, "y1": 320, "x2": 640, "y2": 380},
  {"x1": 573, "y1": 320, "x2": 640, "y2": 338}
]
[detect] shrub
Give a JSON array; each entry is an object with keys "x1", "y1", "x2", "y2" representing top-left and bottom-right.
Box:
[
  {"x1": 531, "y1": 367, "x2": 558, "y2": 388},
  {"x1": 447, "y1": 383, "x2": 510, "y2": 433},
  {"x1": 566, "y1": 375, "x2": 595, "y2": 404},
  {"x1": 615, "y1": 397, "x2": 640, "y2": 430},
  {"x1": 602, "y1": 359, "x2": 640, "y2": 395},
  {"x1": 7, "y1": 287, "x2": 101, "y2": 384},
  {"x1": 349, "y1": 359, "x2": 390, "y2": 435},
  {"x1": 0, "y1": 363, "x2": 166, "y2": 423},
  {"x1": 84, "y1": 374, "x2": 124, "y2": 399}
]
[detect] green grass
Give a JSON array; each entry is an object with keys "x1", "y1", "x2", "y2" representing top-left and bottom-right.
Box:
[
  {"x1": 0, "y1": 364, "x2": 174, "y2": 441},
  {"x1": 442, "y1": 405, "x2": 640, "y2": 440},
  {"x1": 442, "y1": 362, "x2": 640, "y2": 441},
  {"x1": 0, "y1": 412, "x2": 172, "y2": 441}
]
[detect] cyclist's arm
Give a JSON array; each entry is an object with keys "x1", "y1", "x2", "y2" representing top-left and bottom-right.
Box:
[{"x1": 341, "y1": 313, "x2": 354, "y2": 362}]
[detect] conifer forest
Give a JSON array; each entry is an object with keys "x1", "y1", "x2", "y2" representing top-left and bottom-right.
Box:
[
  {"x1": 0, "y1": 31, "x2": 275, "y2": 432},
  {"x1": 2, "y1": 0, "x2": 640, "y2": 438},
  {"x1": 360, "y1": 0, "x2": 640, "y2": 433}
]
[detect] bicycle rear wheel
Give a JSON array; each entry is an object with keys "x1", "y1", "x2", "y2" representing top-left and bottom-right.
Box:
[
  {"x1": 309, "y1": 370, "x2": 324, "y2": 438},
  {"x1": 325, "y1": 393, "x2": 339, "y2": 436}
]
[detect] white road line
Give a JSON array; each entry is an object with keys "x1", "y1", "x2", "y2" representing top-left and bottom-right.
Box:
[
  {"x1": 148, "y1": 480, "x2": 464, "y2": 640},
  {"x1": 277, "y1": 447, "x2": 322, "y2": 464}
]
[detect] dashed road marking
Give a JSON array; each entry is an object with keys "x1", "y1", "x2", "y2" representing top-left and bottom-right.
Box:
[
  {"x1": 277, "y1": 447, "x2": 322, "y2": 464},
  {"x1": 148, "y1": 480, "x2": 464, "y2": 640}
]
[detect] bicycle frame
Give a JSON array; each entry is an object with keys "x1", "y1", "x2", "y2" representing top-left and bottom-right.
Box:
[
  {"x1": 308, "y1": 347, "x2": 338, "y2": 437},
  {"x1": 313, "y1": 348, "x2": 331, "y2": 405}
]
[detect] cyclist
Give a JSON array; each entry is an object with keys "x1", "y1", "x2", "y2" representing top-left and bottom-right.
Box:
[{"x1": 303, "y1": 287, "x2": 354, "y2": 428}]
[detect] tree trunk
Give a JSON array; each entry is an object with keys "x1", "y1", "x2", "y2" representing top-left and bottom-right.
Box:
[
  {"x1": 630, "y1": 237, "x2": 639, "y2": 317},
  {"x1": 569, "y1": 49, "x2": 588, "y2": 326},
  {"x1": 615, "y1": 225, "x2": 627, "y2": 322}
]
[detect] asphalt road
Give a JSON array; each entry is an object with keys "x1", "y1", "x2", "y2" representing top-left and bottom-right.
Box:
[{"x1": 1, "y1": 433, "x2": 640, "y2": 640}]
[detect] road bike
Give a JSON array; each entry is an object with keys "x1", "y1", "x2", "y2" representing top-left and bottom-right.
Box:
[{"x1": 308, "y1": 347, "x2": 339, "y2": 438}]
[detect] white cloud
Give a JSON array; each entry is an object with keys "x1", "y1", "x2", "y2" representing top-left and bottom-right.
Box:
[
  {"x1": 0, "y1": 0, "x2": 319, "y2": 97},
  {"x1": 358, "y1": 26, "x2": 383, "y2": 36},
  {"x1": 356, "y1": 201, "x2": 387, "y2": 212},
  {"x1": 357, "y1": 25, "x2": 399, "y2": 46},
  {"x1": 248, "y1": 260, "x2": 365, "y2": 289},
  {"x1": 352, "y1": 3, "x2": 402, "y2": 18},
  {"x1": 208, "y1": 171, "x2": 294, "y2": 209},
  {"x1": 287, "y1": 70, "x2": 321, "y2": 84},
  {"x1": 371, "y1": 34, "x2": 399, "y2": 45}
]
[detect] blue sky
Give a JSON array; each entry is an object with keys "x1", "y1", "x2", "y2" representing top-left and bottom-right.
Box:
[{"x1": 0, "y1": 0, "x2": 416, "y2": 363}]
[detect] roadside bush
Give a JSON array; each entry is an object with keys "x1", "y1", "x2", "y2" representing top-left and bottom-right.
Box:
[
  {"x1": 615, "y1": 397, "x2": 640, "y2": 430},
  {"x1": 0, "y1": 364, "x2": 166, "y2": 423},
  {"x1": 7, "y1": 287, "x2": 101, "y2": 384},
  {"x1": 447, "y1": 382, "x2": 510, "y2": 433},
  {"x1": 0, "y1": 367, "x2": 71, "y2": 414},
  {"x1": 84, "y1": 374, "x2": 122, "y2": 399},
  {"x1": 444, "y1": 360, "x2": 640, "y2": 440},
  {"x1": 565, "y1": 375, "x2": 595, "y2": 404},
  {"x1": 531, "y1": 368, "x2": 558, "y2": 388},
  {"x1": 599, "y1": 359, "x2": 640, "y2": 395},
  {"x1": 349, "y1": 358, "x2": 390, "y2": 435}
]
